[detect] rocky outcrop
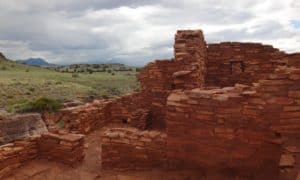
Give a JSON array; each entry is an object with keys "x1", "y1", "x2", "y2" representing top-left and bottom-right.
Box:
[{"x1": 0, "y1": 113, "x2": 48, "y2": 145}]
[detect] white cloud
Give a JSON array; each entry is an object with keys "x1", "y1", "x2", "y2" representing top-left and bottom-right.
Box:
[{"x1": 0, "y1": 0, "x2": 299, "y2": 65}]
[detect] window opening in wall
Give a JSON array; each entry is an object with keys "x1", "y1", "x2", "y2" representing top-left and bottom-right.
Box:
[
  {"x1": 275, "y1": 132, "x2": 282, "y2": 138},
  {"x1": 230, "y1": 61, "x2": 244, "y2": 74},
  {"x1": 122, "y1": 118, "x2": 128, "y2": 124}
]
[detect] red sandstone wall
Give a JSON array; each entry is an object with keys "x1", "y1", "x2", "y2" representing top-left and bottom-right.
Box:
[
  {"x1": 206, "y1": 42, "x2": 286, "y2": 87},
  {"x1": 93, "y1": 29, "x2": 299, "y2": 178},
  {"x1": 104, "y1": 93, "x2": 147, "y2": 125},
  {"x1": 254, "y1": 54, "x2": 300, "y2": 179},
  {"x1": 165, "y1": 53, "x2": 300, "y2": 179},
  {"x1": 166, "y1": 87, "x2": 281, "y2": 179},
  {"x1": 136, "y1": 30, "x2": 208, "y2": 129},
  {"x1": 43, "y1": 100, "x2": 108, "y2": 134},
  {"x1": 38, "y1": 133, "x2": 85, "y2": 165},
  {"x1": 0, "y1": 132, "x2": 85, "y2": 178},
  {"x1": 43, "y1": 93, "x2": 150, "y2": 133},
  {"x1": 174, "y1": 30, "x2": 207, "y2": 89},
  {"x1": 0, "y1": 136, "x2": 39, "y2": 178},
  {"x1": 101, "y1": 128, "x2": 167, "y2": 170}
]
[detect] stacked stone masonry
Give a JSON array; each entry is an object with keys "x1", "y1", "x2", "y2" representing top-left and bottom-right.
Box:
[
  {"x1": 0, "y1": 132, "x2": 85, "y2": 178},
  {"x1": 2, "y1": 29, "x2": 299, "y2": 179},
  {"x1": 0, "y1": 136, "x2": 39, "y2": 178},
  {"x1": 206, "y1": 42, "x2": 286, "y2": 87},
  {"x1": 174, "y1": 30, "x2": 207, "y2": 89},
  {"x1": 99, "y1": 30, "x2": 300, "y2": 179},
  {"x1": 43, "y1": 100, "x2": 109, "y2": 134},
  {"x1": 43, "y1": 31, "x2": 209, "y2": 131},
  {"x1": 101, "y1": 128, "x2": 167, "y2": 170},
  {"x1": 38, "y1": 133, "x2": 85, "y2": 165},
  {"x1": 43, "y1": 93, "x2": 151, "y2": 133}
]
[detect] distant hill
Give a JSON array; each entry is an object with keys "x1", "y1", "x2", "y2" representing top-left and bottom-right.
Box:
[
  {"x1": 52, "y1": 63, "x2": 136, "y2": 73},
  {"x1": 0, "y1": 57, "x2": 137, "y2": 110},
  {"x1": 0, "y1": 52, "x2": 6, "y2": 60},
  {"x1": 17, "y1": 58, "x2": 56, "y2": 67}
]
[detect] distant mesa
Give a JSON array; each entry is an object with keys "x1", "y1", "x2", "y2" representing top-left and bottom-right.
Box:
[{"x1": 16, "y1": 58, "x2": 57, "y2": 67}]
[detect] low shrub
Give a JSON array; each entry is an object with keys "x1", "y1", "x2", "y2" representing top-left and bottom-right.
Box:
[
  {"x1": 56, "y1": 119, "x2": 65, "y2": 129},
  {"x1": 7, "y1": 97, "x2": 62, "y2": 113},
  {"x1": 1, "y1": 66, "x2": 7, "y2": 70},
  {"x1": 28, "y1": 87, "x2": 35, "y2": 92},
  {"x1": 106, "y1": 87, "x2": 122, "y2": 96},
  {"x1": 72, "y1": 73, "x2": 79, "y2": 78}
]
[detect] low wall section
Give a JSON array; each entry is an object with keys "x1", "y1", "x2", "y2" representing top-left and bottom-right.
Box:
[
  {"x1": 0, "y1": 132, "x2": 85, "y2": 178},
  {"x1": 101, "y1": 128, "x2": 167, "y2": 170}
]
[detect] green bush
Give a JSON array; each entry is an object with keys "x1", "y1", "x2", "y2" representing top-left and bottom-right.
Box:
[
  {"x1": 1, "y1": 66, "x2": 7, "y2": 70},
  {"x1": 106, "y1": 87, "x2": 122, "y2": 96},
  {"x1": 7, "y1": 97, "x2": 62, "y2": 113},
  {"x1": 28, "y1": 87, "x2": 35, "y2": 92},
  {"x1": 56, "y1": 120, "x2": 65, "y2": 129},
  {"x1": 72, "y1": 73, "x2": 79, "y2": 78}
]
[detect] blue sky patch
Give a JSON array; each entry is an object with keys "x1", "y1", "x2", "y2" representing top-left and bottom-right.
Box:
[{"x1": 291, "y1": 20, "x2": 300, "y2": 29}]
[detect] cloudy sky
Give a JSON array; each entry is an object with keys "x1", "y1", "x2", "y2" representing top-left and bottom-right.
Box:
[{"x1": 0, "y1": 0, "x2": 299, "y2": 66}]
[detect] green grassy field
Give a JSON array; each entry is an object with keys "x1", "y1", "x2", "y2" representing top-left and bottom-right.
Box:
[{"x1": 0, "y1": 58, "x2": 138, "y2": 111}]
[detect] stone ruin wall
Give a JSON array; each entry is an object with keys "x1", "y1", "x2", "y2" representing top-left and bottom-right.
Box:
[
  {"x1": 0, "y1": 132, "x2": 85, "y2": 178},
  {"x1": 206, "y1": 42, "x2": 286, "y2": 87},
  {"x1": 38, "y1": 133, "x2": 85, "y2": 165},
  {"x1": 166, "y1": 86, "x2": 281, "y2": 178},
  {"x1": 101, "y1": 128, "x2": 167, "y2": 170},
  {"x1": 174, "y1": 30, "x2": 207, "y2": 89},
  {"x1": 42, "y1": 30, "x2": 208, "y2": 132},
  {"x1": 100, "y1": 30, "x2": 300, "y2": 179},
  {"x1": 0, "y1": 112, "x2": 85, "y2": 178},
  {"x1": 43, "y1": 100, "x2": 109, "y2": 134},
  {"x1": 1, "y1": 29, "x2": 299, "y2": 179},
  {"x1": 42, "y1": 93, "x2": 150, "y2": 134},
  {"x1": 166, "y1": 53, "x2": 300, "y2": 178},
  {"x1": 0, "y1": 136, "x2": 39, "y2": 178},
  {"x1": 137, "y1": 30, "x2": 208, "y2": 129}
]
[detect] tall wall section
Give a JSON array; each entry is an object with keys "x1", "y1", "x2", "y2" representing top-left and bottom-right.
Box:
[
  {"x1": 138, "y1": 30, "x2": 208, "y2": 128},
  {"x1": 166, "y1": 53, "x2": 300, "y2": 179},
  {"x1": 174, "y1": 30, "x2": 207, "y2": 89},
  {"x1": 206, "y1": 42, "x2": 286, "y2": 87}
]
